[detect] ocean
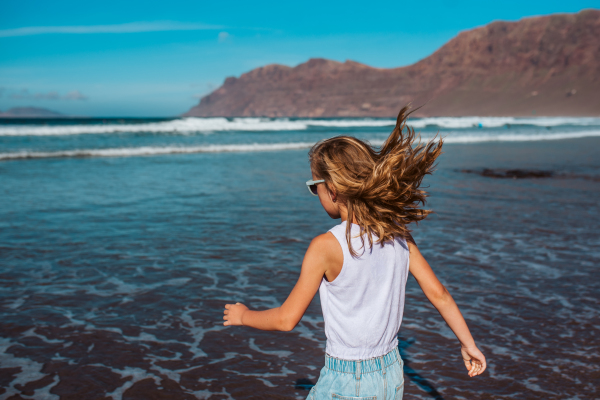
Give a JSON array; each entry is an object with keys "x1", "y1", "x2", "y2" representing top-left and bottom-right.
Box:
[{"x1": 1, "y1": 116, "x2": 599, "y2": 400}]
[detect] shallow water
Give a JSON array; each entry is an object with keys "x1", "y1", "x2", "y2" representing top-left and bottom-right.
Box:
[{"x1": 1, "y1": 118, "x2": 599, "y2": 400}]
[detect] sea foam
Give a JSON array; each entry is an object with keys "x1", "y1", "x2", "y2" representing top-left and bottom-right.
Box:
[
  {"x1": 0, "y1": 118, "x2": 393, "y2": 136},
  {"x1": 0, "y1": 116, "x2": 599, "y2": 136},
  {"x1": 0, "y1": 142, "x2": 316, "y2": 160},
  {"x1": 1, "y1": 129, "x2": 599, "y2": 161},
  {"x1": 408, "y1": 116, "x2": 600, "y2": 129}
]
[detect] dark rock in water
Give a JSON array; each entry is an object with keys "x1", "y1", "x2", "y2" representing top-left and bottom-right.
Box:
[
  {"x1": 295, "y1": 378, "x2": 315, "y2": 390},
  {"x1": 482, "y1": 169, "x2": 554, "y2": 178},
  {"x1": 463, "y1": 169, "x2": 554, "y2": 179}
]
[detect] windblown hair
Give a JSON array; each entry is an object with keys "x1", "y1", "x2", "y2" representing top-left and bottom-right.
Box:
[{"x1": 308, "y1": 106, "x2": 443, "y2": 257}]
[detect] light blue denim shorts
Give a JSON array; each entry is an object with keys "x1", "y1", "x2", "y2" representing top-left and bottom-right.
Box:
[{"x1": 307, "y1": 347, "x2": 404, "y2": 400}]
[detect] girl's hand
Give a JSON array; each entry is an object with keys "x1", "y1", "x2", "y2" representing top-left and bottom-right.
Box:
[
  {"x1": 461, "y1": 345, "x2": 486, "y2": 377},
  {"x1": 223, "y1": 303, "x2": 248, "y2": 326}
]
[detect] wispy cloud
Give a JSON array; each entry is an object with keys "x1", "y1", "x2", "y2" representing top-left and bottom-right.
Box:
[
  {"x1": 34, "y1": 91, "x2": 60, "y2": 100},
  {"x1": 9, "y1": 89, "x2": 34, "y2": 100},
  {"x1": 63, "y1": 90, "x2": 88, "y2": 100},
  {"x1": 218, "y1": 31, "x2": 230, "y2": 43},
  {"x1": 0, "y1": 21, "x2": 224, "y2": 38},
  {"x1": 8, "y1": 89, "x2": 88, "y2": 101}
]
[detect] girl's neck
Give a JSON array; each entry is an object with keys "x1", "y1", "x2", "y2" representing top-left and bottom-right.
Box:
[{"x1": 338, "y1": 205, "x2": 358, "y2": 225}]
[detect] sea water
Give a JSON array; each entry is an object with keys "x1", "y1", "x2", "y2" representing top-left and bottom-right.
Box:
[{"x1": 0, "y1": 117, "x2": 599, "y2": 399}]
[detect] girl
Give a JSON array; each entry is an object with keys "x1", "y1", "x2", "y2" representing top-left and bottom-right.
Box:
[{"x1": 223, "y1": 107, "x2": 486, "y2": 399}]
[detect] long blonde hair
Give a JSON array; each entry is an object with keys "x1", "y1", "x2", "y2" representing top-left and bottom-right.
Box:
[{"x1": 309, "y1": 106, "x2": 443, "y2": 256}]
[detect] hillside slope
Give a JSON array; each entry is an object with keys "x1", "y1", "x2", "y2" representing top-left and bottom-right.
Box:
[
  {"x1": 184, "y1": 10, "x2": 600, "y2": 117},
  {"x1": 0, "y1": 107, "x2": 65, "y2": 118}
]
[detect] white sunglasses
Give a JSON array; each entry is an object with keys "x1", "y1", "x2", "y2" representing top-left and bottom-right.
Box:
[{"x1": 306, "y1": 179, "x2": 325, "y2": 196}]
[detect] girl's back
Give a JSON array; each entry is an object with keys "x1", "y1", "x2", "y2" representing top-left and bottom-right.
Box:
[
  {"x1": 321, "y1": 221, "x2": 409, "y2": 360},
  {"x1": 223, "y1": 106, "x2": 486, "y2": 400}
]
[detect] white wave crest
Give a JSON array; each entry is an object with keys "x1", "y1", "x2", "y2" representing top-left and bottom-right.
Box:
[
  {"x1": 440, "y1": 129, "x2": 600, "y2": 143},
  {"x1": 0, "y1": 142, "x2": 315, "y2": 160},
  {"x1": 1, "y1": 116, "x2": 598, "y2": 137},
  {"x1": 0, "y1": 117, "x2": 395, "y2": 136},
  {"x1": 298, "y1": 119, "x2": 394, "y2": 127},
  {"x1": 409, "y1": 116, "x2": 600, "y2": 129},
  {"x1": 1, "y1": 129, "x2": 599, "y2": 161}
]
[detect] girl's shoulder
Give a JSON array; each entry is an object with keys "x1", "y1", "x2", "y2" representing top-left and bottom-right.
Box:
[
  {"x1": 308, "y1": 231, "x2": 344, "y2": 283},
  {"x1": 310, "y1": 230, "x2": 342, "y2": 253},
  {"x1": 308, "y1": 230, "x2": 343, "y2": 265}
]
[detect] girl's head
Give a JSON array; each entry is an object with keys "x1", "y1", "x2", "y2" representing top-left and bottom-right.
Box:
[{"x1": 308, "y1": 106, "x2": 443, "y2": 256}]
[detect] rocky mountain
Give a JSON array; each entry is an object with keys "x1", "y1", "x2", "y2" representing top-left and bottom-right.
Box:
[
  {"x1": 184, "y1": 9, "x2": 600, "y2": 117},
  {"x1": 0, "y1": 107, "x2": 65, "y2": 118}
]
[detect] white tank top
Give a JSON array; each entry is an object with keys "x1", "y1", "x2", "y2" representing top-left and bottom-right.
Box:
[{"x1": 319, "y1": 221, "x2": 410, "y2": 360}]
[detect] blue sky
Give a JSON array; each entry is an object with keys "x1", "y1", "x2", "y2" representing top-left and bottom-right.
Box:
[{"x1": 1, "y1": 0, "x2": 598, "y2": 117}]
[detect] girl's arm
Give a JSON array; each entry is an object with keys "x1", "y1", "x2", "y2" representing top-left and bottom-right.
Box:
[
  {"x1": 408, "y1": 241, "x2": 487, "y2": 377},
  {"x1": 223, "y1": 232, "x2": 341, "y2": 331}
]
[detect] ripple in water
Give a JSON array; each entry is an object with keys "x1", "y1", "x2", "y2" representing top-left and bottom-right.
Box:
[{"x1": 1, "y1": 124, "x2": 599, "y2": 399}]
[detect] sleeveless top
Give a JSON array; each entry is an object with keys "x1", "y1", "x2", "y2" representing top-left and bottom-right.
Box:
[{"x1": 319, "y1": 221, "x2": 410, "y2": 360}]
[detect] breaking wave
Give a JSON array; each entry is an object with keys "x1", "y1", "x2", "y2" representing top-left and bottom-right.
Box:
[
  {"x1": 0, "y1": 116, "x2": 599, "y2": 136},
  {"x1": 0, "y1": 142, "x2": 316, "y2": 160},
  {"x1": 0, "y1": 118, "x2": 394, "y2": 136},
  {"x1": 441, "y1": 129, "x2": 600, "y2": 143},
  {"x1": 409, "y1": 116, "x2": 600, "y2": 129},
  {"x1": 2, "y1": 129, "x2": 600, "y2": 161}
]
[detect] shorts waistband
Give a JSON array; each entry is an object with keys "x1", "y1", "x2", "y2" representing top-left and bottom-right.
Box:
[{"x1": 325, "y1": 347, "x2": 401, "y2": 374}]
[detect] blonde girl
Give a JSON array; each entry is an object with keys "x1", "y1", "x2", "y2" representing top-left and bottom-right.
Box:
[{"x1": 223, "y1": 107, "x2": 486, "y2": 399}]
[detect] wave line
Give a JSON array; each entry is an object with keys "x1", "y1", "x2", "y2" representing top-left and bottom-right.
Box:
[
  {"x1": 1, "y1": 130, "x2": 599, "y2": 161},
  {"x1": 1, "y1": 117, "x2": 599, "y2": 136},
  {"x1": 0, "y1": 142, "x2": 315, "y2": 161}
]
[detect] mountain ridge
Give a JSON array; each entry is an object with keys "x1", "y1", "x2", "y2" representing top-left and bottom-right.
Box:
[
  {"x1": 184, "y1": 10, "x2": 600, "y2": 117},
  {"x1": 0, "y1": 107, "x2": 65, "y2": 118}
]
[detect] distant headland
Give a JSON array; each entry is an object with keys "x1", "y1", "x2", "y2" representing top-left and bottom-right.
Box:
[
  {"x1": 0, "y1": 107, "x2": 65, "y2": 118},
  {"x1": 184, "y1": 9, "x2": 600, "y2": 118}
]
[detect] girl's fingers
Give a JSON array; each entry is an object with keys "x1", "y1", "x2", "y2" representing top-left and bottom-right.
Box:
[
  {"x1": 224, "y1": 310, "x2": 229, "y2": 315},
  {"x1": 225, "y1": 304, "x2": 231, "y2": 309},
  {"x1": 465, "y1": 355, "x2": 486, "y2": 377},
  {"x1": 470, "y1": 362, "x2": 484, "y2": 377},
  {"x1": 468, "y1": 361, "x2": 481, "y2": 377}
]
